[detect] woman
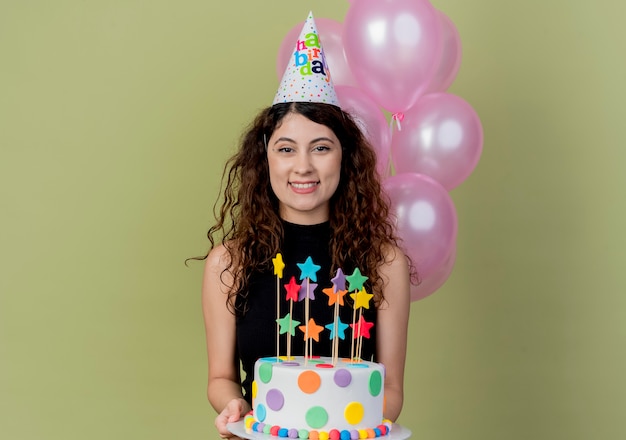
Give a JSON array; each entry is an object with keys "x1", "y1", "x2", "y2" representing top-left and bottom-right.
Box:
[{"x1": 200, "y1": 101, "x2": 412, "y2": 438}]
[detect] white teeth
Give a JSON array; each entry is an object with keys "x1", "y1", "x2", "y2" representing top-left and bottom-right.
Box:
[{"x1": 291, "y1": 182, "x2": 317, "y2": 189}]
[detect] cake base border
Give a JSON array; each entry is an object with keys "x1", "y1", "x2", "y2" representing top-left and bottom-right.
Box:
[{"x1": 227, "y1": 420, "x2": 412, "y2": 439}]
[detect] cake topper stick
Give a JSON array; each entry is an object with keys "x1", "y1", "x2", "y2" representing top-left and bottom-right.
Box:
[
  {"x1": 357, "y1": 310, "x2": 364, "y2": 360},
  {"x1": 357, "y1": 296, "x2": 365, "y2": 361},
  {"x1": 350, "y1": 291, "x2": 358, "y2": 361},
  {"x1": 351, "y1": 287, "x2": 374, "y2": 362},
  {"x1": 272, "y1": 253, "x2": 285, "y2": 361},
  {"x1": 305, "y1": 279, "x2": 310, "y2": 360},
  {"x1": 324, "y1": 314, "x2": 349, "y2": 364},
  {"x1": 357, "y1": 308, "x2": 362, "y2": 360},
  {"x1": 346, "y1": 268, "x2": 368, "y2": 362},
  {"x1": 325, "y1": 268, "x2": 347, "y2": 365},
  {"x1": 298, "y1": 318, "x2": 325, "y2": 362},
  {"x1": 298, "y1": 278, "x2": 319, "y2": 365},
  {"x1": 297, "y1": 256, "x2": 321, "y2": 364},
  {"x1": 288, "y1": 303, "x2": 293, "y2": 358},
  {"x1": 323, "y1": 287, "x2": 348, "y2": 365},
  {"x1": 277, "y1": 311, "x2": 300, "y2": 359},
  {"x1": 284, "y1": 276, "x2": 301, "y2": 360},
  {"x1": 355, "y1": 316, "x2": 363, "y2": 361},
  {"x1": 352, "y1": 314, "x2": 374, "y2": 361},
  {"x1": 333, "y1": 299, "x2": 339, "y2": 363}
]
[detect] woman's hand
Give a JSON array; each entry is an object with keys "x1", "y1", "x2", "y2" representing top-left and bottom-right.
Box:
[
  {"x1": 214, "y1": 397, "x2": 250, "y2": 439},
  {"x1": 203, "y1": 245, "x2": 249, "y2": 438},
  {"x1": 376, "y1": 245, "x2": 411, "y2": 421}
]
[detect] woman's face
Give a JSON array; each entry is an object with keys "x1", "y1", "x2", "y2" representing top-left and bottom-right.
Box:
[{"x1": 267, "y1": 112, "x2": 342, "y2": 225}]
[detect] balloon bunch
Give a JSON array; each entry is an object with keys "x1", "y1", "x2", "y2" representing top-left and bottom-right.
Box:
[{"x1": 276, "y1": 0, "x2": 483, "y2": 301}]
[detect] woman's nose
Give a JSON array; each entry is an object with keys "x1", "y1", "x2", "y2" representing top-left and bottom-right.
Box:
[{"x1": 294, "y1": 151, "x2": 313, "y2": 173}]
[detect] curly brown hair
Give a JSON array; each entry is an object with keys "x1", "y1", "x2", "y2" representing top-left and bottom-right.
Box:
[{"x1": 201, "y1": 102, "x2": 407, "y2": 315}]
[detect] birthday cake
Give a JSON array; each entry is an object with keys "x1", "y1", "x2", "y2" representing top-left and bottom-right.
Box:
[
  {"x1": 242, "y1": 250, "x2": 389, "y2": 438},
  {"x1": 246, "y1": 356, "x2": 391, "y2": 439},
  {"x1": 243, "y1": 252, "x2": 390, "y2": 440}
]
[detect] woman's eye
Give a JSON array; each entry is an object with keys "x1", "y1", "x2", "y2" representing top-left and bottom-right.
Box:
[
  {"x1": 277, "y1": 146, "x2": 294, "y2": 153},
  {"x1": 313, "y1": 145, "x2": 330, "y2": 152}
]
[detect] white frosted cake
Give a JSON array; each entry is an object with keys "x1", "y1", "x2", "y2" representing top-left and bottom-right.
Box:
[{"x1": 245, "y1": 356, "x2": 391, "y2": 439}]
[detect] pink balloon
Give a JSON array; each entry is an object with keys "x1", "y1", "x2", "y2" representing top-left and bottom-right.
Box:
[
  {"x1": 411, "y1": 244, "x2": 456, "y2": 301},
  {"x1": 336, "y1": 85, "x2": 391, "y2": 177},
  {"x1": 343, "y1": 0, "x2": 442, "y2": 113},
  {"x1": 391, "y1": 93, "x2": 483, "y2": 191},
  {"x1": 383, "y1": 173, "x2": 457, "y2": 280},
  {"x1": 276, "y1": 17, "x2": 357, "y2": 87},
  {"x1": 425, "y1": 10, "x2": 462, "y2": 93}
]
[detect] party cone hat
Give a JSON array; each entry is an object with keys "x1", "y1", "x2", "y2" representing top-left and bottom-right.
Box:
[{"x1": 273, "y1": 12, "x2": 340, "y2": 106}]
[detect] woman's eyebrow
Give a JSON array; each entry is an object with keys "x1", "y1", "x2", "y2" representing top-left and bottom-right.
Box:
[
  {"x1": 273, "y1": 136, "x2": 336, "y2": 146},
  {"x1": 273, "y1": 136, "x2": 296, "y2": 145},
  {"x1": 309, "y1": 137, "x2": 336, "y2": 145}
]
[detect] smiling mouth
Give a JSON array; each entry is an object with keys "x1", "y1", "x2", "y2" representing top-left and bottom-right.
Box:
[{"x1": 290, "y1": 182, "x2": 319, "y2": 189}]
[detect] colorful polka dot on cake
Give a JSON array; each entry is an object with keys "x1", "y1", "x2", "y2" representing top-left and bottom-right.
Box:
[
  {"x1": 259, "y1": 362, "x2": 273, "y2": 383},
  {"x1": 298, "y1": 370, "x2": 321, "y2": 393},
  {"x1": 333, "y1": 369, "x2": 352, "y2": 387},
  {"x1": 267, "y1": 388, "x2": 285, "y2": 410},
  {"x1": 344, "y1": 402, "x2": 364, "y2": 425}
]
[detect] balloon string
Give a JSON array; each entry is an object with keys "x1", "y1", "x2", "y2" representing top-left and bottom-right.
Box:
[{"x1": 391, "y1": 112, "x2": 404, "y2": 131}]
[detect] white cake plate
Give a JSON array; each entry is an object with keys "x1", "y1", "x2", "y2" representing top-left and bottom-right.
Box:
[{"x1": 227, "y1": 420, "x2": 412, "y2": 439}]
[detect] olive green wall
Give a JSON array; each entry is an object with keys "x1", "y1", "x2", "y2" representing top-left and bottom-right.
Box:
[{"x1": 1, "y1": 1, "x2": 624, "y2": 439}]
